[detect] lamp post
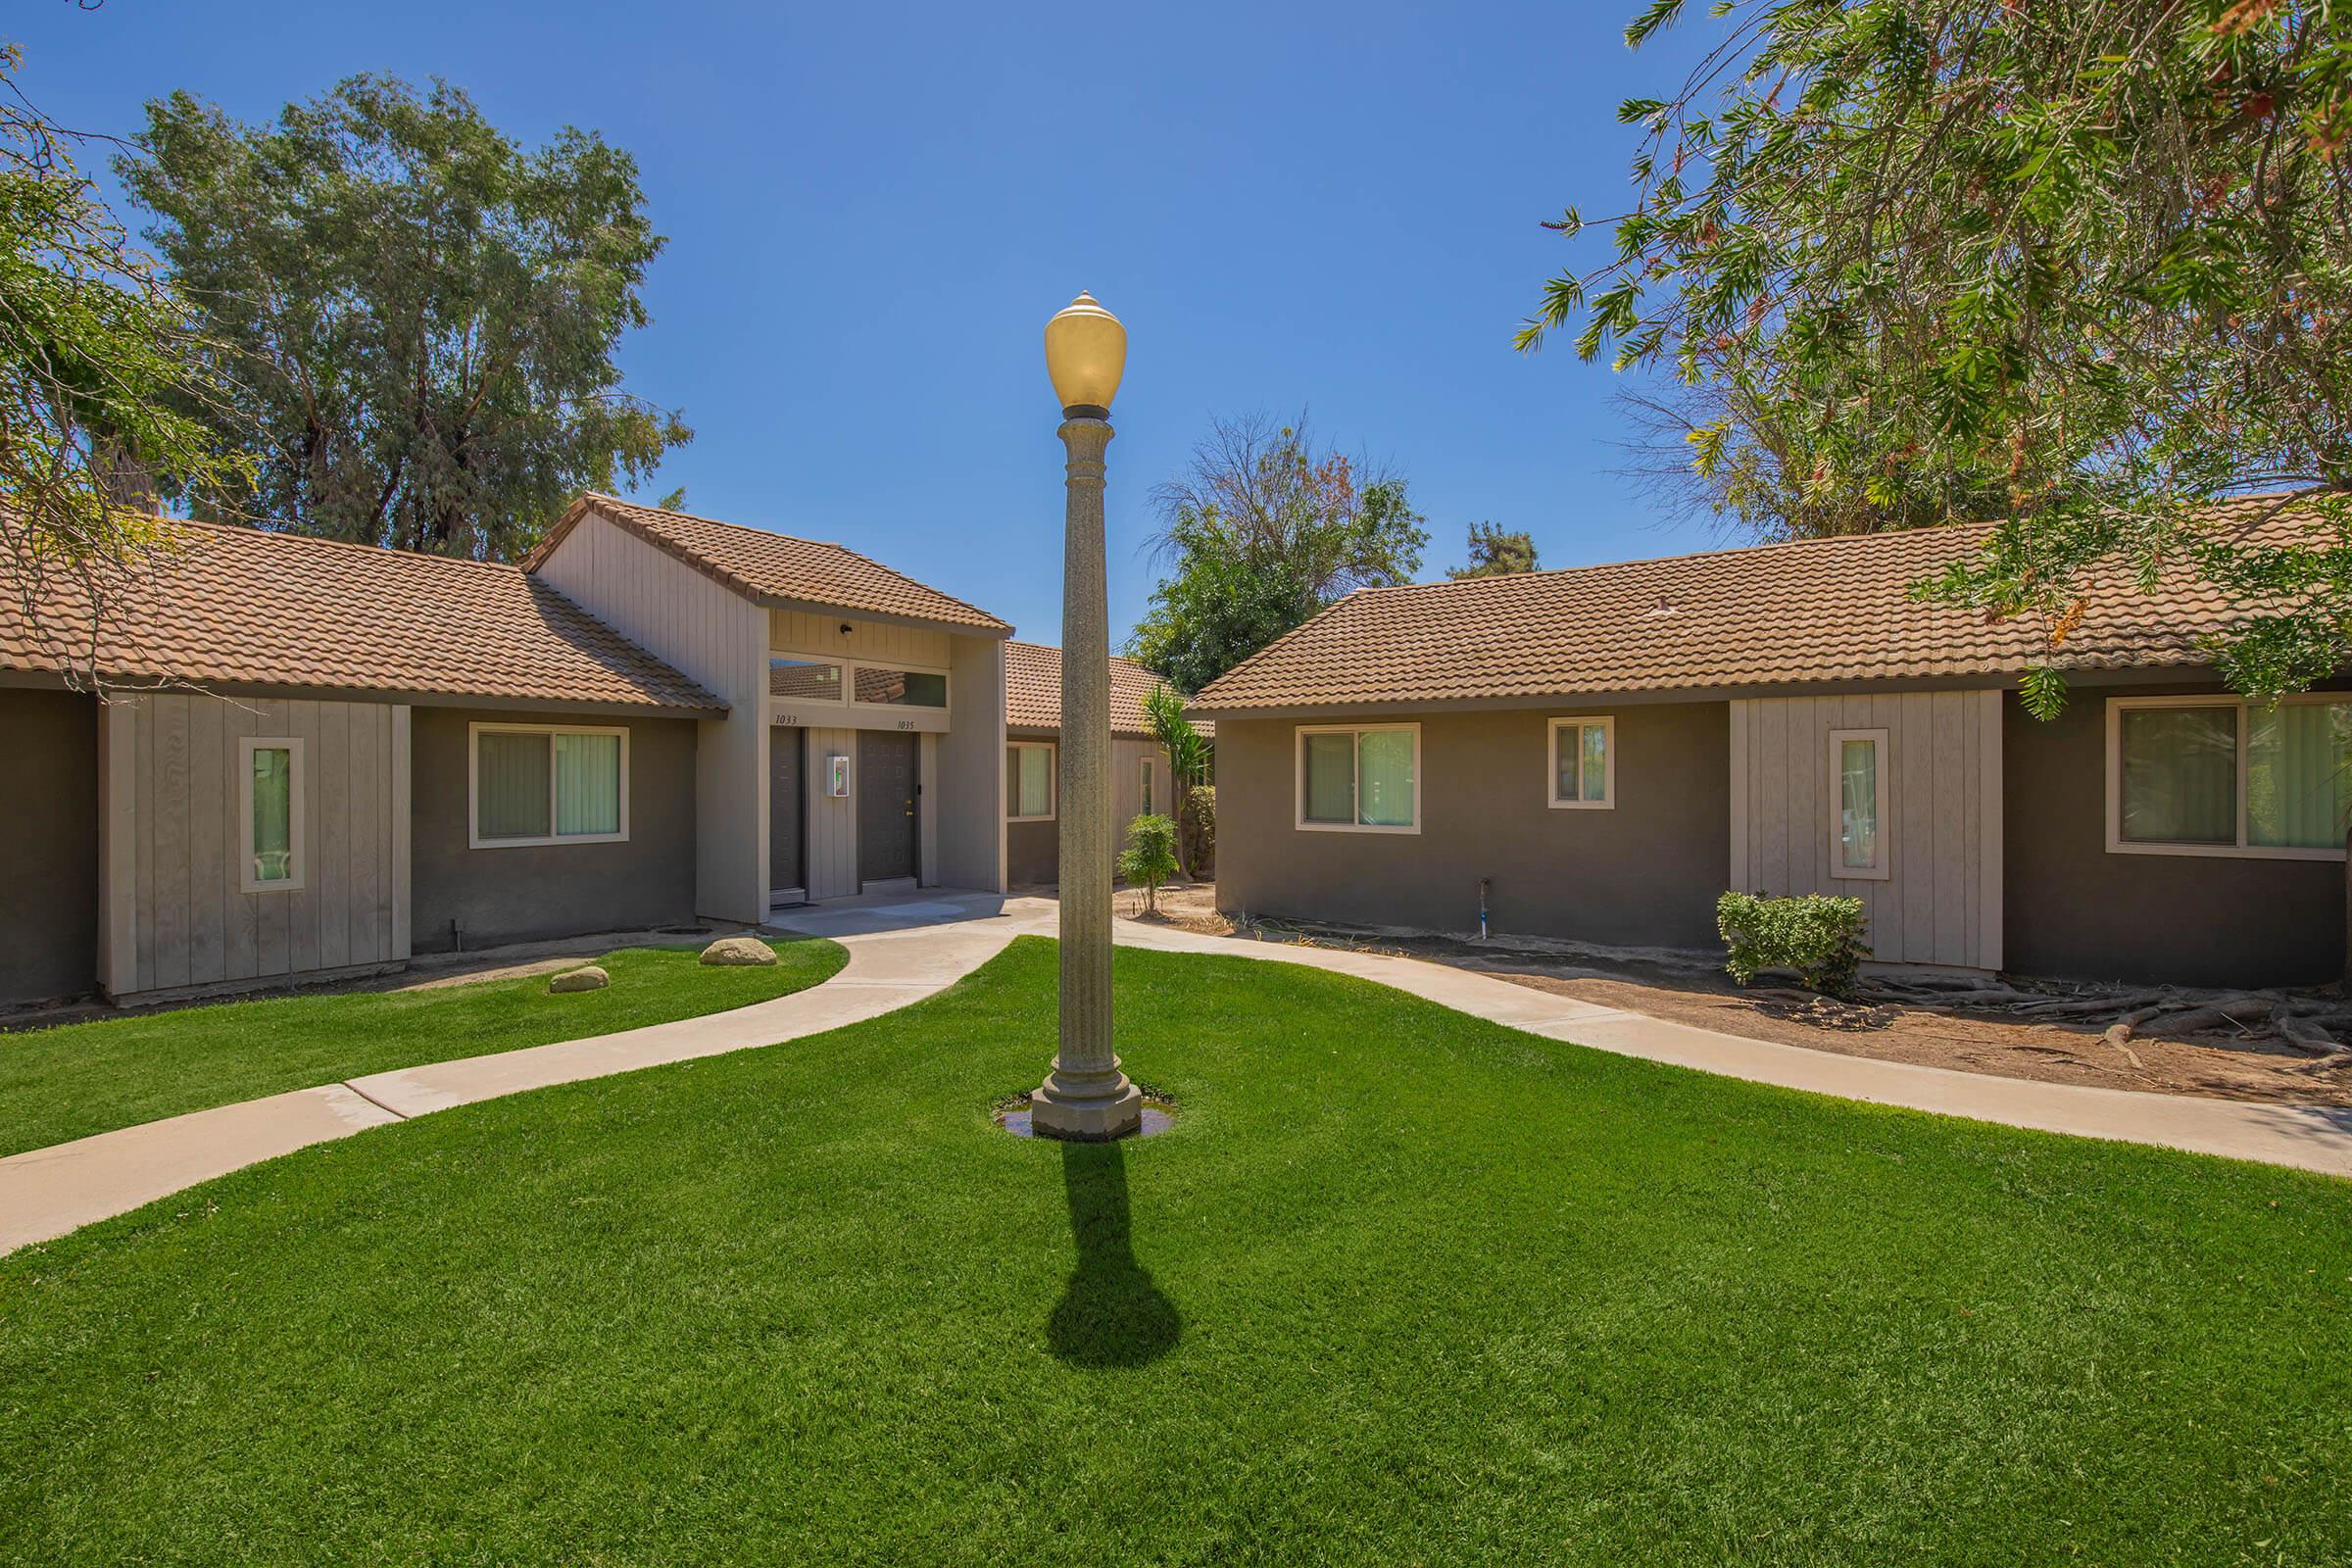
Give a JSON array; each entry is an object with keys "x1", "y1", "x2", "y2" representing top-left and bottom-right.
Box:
[{"x1": 1030, "y1": 291, "x2": 1143, "y2": 1142}]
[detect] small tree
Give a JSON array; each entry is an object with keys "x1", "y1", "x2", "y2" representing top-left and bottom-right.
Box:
[
  {"x1": 1130, "y1": 413, "x2": 1427, "y2": 691},
  {"x1": 1117, "y1": 813, "x2": 1181, "y2": 915},
  {"x1": 0, "y1": 43, "x2": 252, "y2": 689},
  {"x1": 1446, "y1": 521, "x2": 1540, "y2": 579},
  {"x1": 1143, "y1": 681, "x2": 1211, "y2": 878}
]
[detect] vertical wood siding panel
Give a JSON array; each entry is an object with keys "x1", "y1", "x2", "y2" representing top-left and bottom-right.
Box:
[
  {"x1": 347, "y1": 703, "x2": 380, "y2": 963},
  {"x1": 1932, "y1": 691, "x2": 1967, "y2": 965},
  {"x1": 1727, "y1": 700, "x2": 1750, "y2": 890},
  {"x1": 98, "y1": 701, "x2": 141, "y2": 994},
  {"x1": 289, "y1": 701, "x2": 321, "y2": 975},
  {"x1": 224, "y1": 701, "x2": 258, "y2": 982},
  {"x1": 1812, "y1": 696, "x2": 1836, "y2": 896},
  {"x1": 1898, "y1": 694, "x2": 1934, "y2": 964},
  {"x1": 318, "y1": 702, "x2": 351, "y2": 970},
  {"x1": 151, "y1": 694, "x2": 192, "y2": 991},
  {"x1": 1959, "y1": 690, "x2": 1980, "y2": 967},
  {"x1": 391, "y1": 706, "x2": 413, "y2": 960},
  {"x1": 1851, "y1": 694, "x2": 1883, "y2": 955},
  {"x1": 1757, "y1": 700, "x2": 1788, "y2": 895},
  {"x1": 1788, "y1": 698, "x2": 1819, "y2": 898},
  {"x1": 187, "y1": 697, "x2": 224, "y2": 984},
  {"x1": 1979, "y1": 692, "x2": 2004, "y2": 970},
  {"x1": 133, "y1": 697, "x2": 155, "y2": 991}
]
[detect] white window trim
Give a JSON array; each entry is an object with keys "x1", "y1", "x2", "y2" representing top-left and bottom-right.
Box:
[
  {"x1": 1007, "y1": 740, "x2": 1056, "y2": 822},
  {"x1": 2105, "y1": 693, "x2": 2350, "y2": 861},
  {"x1": 1828, "y1": 727, "x2": 1891, "y2": 881},
  {"x1": 1546, "y1": 715, "x2": 1616, "y2": 809},
  {"x1": 468, "y1": 721, "x2": 632, "y2": 850},
  {"x1": 845, "y1": 656, "x2": 953, "y2": 714},
  {"x1": 238, "y1": 736, "x2": 306, "y2": 894},
  {"x1": 1141, "y1": 756, "x2": 1156, "y2": 816},
  {"x1": 1294, "y1": 722, "x2": 1422, "y2": 835},
  {"x1": 765, "y1": 651, "x2": 849, "y2": 708}
]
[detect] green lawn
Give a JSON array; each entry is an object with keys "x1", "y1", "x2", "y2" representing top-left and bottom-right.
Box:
[
  {"x1": 0, "y1": 937, "x2": 846, "y2": 1156},
  {"x1": 2, "y1": 937, "x2": 2347, "y2": 1566}
]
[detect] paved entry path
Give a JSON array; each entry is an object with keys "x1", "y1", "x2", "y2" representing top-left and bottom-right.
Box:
[{"x1": 6, "y1": 892, "x2": 2350, "y2": 1255}]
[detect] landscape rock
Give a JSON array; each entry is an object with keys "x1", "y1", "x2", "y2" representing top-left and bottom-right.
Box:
[
  {"x1": 549, "y1": 965, "x2": 610, "y2": 994},
  {"x1": 700, "y1": 936, "x2": 777, "y2": 967}
]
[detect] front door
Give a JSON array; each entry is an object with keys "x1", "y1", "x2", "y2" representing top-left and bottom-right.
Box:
[
  {"x1": 769, "y1": 726, "x2": 806, "y2": 900},
  {"x1": 857, "y1": 730, "x2": 919, "y2": 886}
]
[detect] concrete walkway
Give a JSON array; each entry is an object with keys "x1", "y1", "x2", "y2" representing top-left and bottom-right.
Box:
[{"x1": 7, "y1": 891, "x2": 2351, "y2": 1256}]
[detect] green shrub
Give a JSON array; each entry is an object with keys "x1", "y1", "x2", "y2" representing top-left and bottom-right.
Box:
[
  {"x1": 1182, "y1": 784, "x2": 1216, "y2": 879},
  {"x1": 1118, "y1": 813, "x2": 1182, "y2": 912},
  {"x1": 1715, "y1": 890, "x2": 1872, "y2": 1000}
]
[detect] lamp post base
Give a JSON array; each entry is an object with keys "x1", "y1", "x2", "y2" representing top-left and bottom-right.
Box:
[{"x1": 1029, "y1": 1054, "x2": 1144, "y2": 1142}]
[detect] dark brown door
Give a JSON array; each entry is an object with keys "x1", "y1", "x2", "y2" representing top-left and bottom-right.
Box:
[
  {"x1": 857, "y1": 730, "x2": 919, "y2": 884},
  {"x1": 769, "y1": 726, "x2": 806, "y2": 896}
]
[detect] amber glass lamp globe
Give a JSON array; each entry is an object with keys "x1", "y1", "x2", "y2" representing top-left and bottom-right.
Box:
[{"x1": 1043, "y1": 291, "x2": 1126, "y2": 415}]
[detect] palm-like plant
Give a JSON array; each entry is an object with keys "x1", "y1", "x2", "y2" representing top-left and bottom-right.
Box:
[{"x1": 1144, "y1": 682, "x2": 1210, "y2": 879}]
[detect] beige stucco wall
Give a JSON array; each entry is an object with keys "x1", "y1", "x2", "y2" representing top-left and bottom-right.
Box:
[
  {"x1": 99, "y1": 692, "x2": 411, "y2": 1000},
  {"x1": 1214, "y1": 703, "x2": 1729, "y2": 947}
]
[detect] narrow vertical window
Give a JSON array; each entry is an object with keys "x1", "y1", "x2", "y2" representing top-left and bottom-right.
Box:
[
  {"x1": 1547, "y1": 717, "x2": 1615, "y2": 808},
  {"x1": 1829, "y1": 728, "x2": 1890, "y2": 879},
  {"x1": 1141, "y1": 757, "x2": 1155, "y2": 815},
  {"x1": 240, "y1": 737, "x2": 305, "y2": 892},
  {"x1": 1005, "y1": 742, "x2": 1054, "y2": 820}
]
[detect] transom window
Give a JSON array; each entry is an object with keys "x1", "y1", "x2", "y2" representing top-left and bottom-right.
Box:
[
  {"x1": 1547, "y1": 717, "x2": 1614, "y2": 809},
  {"x1": 1006, "y1": 741, "x2": 1055, "y2": 821},
  {"x1": 470, "y1": 723, "x2": 630, "y2": 849},
  {"x1": 766, "y1": 651, "x2": 951, "y2": 717},
  {"x1": 768, "y1": 657, "x2": 844, "y2": 703},
  {"x1": 1297, "y1": 723, "x2": 1419, "y2": 834},
  {"x1": 2108, "y1": 695, "x2": 2352, "y2": 859},
  {"x1": 852, "y1": 665, "x2": 948, "y2": 709},
  {"x1": 1829, "y1": 727, "x2": 1890, "y2": 879},
  {"x1": 239, "y1": 736, "x2": 305, "y2": 893}
]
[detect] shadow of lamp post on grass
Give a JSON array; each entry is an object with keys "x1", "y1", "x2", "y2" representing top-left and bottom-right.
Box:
[{"x1": 1048, "y1": 1139, "x2": 1181, "y2": 1369}]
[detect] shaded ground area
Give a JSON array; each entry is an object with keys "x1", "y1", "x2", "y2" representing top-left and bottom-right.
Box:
[
  {"x1": 1231, "y1": 921, "x2": 2352, "y2": 1109},
  {"x1": 2, "y1": 938, "x2": 2344, "y2": 1565},
  {"x1": 0, "y1": 937, "x2": 846, "y2": 1156}
]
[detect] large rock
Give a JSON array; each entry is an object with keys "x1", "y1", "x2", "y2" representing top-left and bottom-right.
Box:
[
  {"x1": 548, "y1": 964, "x2": 609, "y2": 993},
  {"x1": 700, "y1": 936, "x2": 777, "y2": 967}
]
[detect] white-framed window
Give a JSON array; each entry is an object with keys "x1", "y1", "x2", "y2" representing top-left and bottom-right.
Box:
[
  {"x1": 1006, "y1": 741, "x2": 1055, "y2": 821},
  {"x1": 2106, "y1": 693, "x2": 2352, "y2": 860},
  {"x1": 239, "y1": 736, "x2": 305, "y2": 893},
  {"x1": 469, "y1": 722, "x2": 630, "y2": 849},
  {"x1": 1296, "y1": 723, "x2": 1420, "y2": 834},
  {"x1": 850, "y1": 662, "x2": 949, "y2": 710},
  {"x1": 1141, "y1": 756, "x2": 1156, "y2": 815},
  {"x1": 1547, "y1": 716, "x2": 1615, "y2": 809},
  {"x1": 1829, "y1": 727, "x2": 1890, "y2": 880},
  {"x1": 768, "y1": 656, "x2": 845, "y2": 704},
  {"x1": 767, "y1": 649, "x2": 952, "y2": 719}
]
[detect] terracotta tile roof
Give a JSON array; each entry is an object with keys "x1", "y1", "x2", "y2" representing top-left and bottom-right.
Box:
[
  {"x1": 1004, "y1": 641, "x2": 1212, "y2": 738},
  {"x1": 1194, "y1": 502, "x2": 2321, "y2": 712},
  {"x1": 531, "y1": 494, "x2": 1011, "y2": 634},
  {"x1": 0, "y1": 520, "x2": 721, "y2": 710}
]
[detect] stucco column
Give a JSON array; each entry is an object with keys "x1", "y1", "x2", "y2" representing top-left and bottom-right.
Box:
[{"x1": 1031, "y1": 415, "x2": 1143, "y2": 1141}]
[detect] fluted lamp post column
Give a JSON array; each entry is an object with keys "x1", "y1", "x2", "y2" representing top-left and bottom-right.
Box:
[{"x1": 1030, "y1": 291, "x2": 1143, "y2": 1142}]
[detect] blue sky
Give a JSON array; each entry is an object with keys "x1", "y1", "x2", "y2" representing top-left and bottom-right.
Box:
[{"x1": 13, "y1": 0, "x2": 1719, "y2": 646}]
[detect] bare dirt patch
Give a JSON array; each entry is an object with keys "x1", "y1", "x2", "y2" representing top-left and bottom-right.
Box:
[
  {"x1": 1112, "y1": 881, "x2": 1232, "y2": 937},
  {"x1": 1228, "y1": 923, "x2": 2352, "y2": 1109}
]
